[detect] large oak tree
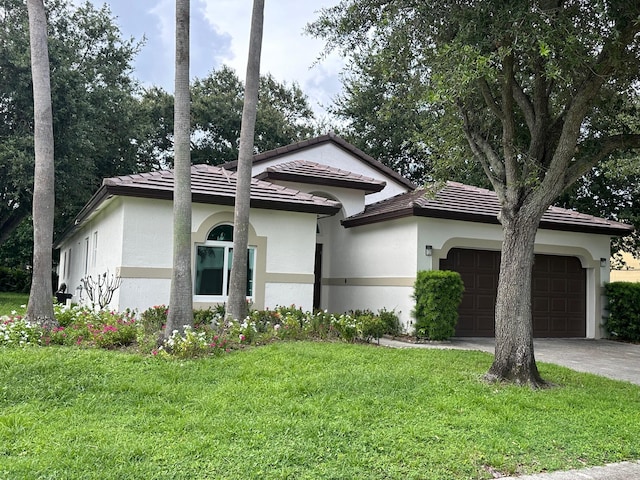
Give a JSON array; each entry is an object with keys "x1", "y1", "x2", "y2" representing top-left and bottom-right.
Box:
[{"x1": 310, "y1": 0, "x2": 640, "y2": 386}]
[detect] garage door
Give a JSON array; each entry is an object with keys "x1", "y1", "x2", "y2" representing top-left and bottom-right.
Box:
[{"x1": 439, "y1": 248, "x2": 586, "y2": 338}]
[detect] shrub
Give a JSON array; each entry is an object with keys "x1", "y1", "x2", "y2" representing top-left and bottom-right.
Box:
[
  {"x1": 412, "y1": 270, "x2": 464, "y2": 340},
  {"x1": 46, "y1": 307, "x2": 137, "y2": 348},
  {"x1": 604, "y1": 282, "x2": 640, "y2": 342},
  {"x1": 0, "y1": 267, "x2": 31, "y2": 293},
  {"x1": 378, "y1": 308, "x2": 401, "y2": 336},
  {"x1": 162, "y1": 325, "x2": 212, "y2": 358},
  {"x1": 139, "y1": 305, "x2": 168, "y2": 333},
  {"x1": 357, "y1": 312, "x2": 386, "y2": 342}
]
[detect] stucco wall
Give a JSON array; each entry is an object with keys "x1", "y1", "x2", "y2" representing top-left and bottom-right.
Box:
[
  {"x1": 59, "y1": 197, "x2": 319, "y2": 314},
  {"x1": 58, "y1": 197, "x2": 124, "y2": 306},
  {"x1": 319, "y1": 215, "x2": 419, "y2": 328}
]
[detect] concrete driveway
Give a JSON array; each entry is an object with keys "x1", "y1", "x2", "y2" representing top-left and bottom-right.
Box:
[{"x1": 378, "y1": 337, "x2": 640, "y2": 385}]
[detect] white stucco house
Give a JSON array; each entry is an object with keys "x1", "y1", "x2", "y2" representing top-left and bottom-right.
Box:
[{"x1": 55, "y1": 133, "x2": 632, "y2": 338}]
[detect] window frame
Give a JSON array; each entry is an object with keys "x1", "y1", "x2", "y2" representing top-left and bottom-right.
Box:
[{"x1": 193, "y1": 225, "x2": 257, "y2": 303}]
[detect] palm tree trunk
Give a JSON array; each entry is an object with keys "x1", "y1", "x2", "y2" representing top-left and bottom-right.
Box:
[
  {"x1": 227, "y1": 0, "x2": 265, "y2": 321},
  {"x1": 26, "y1": 0, "x2": 56, "y2": 328},
  {"x1": 165, "y1": 0, "x2": 193, "y2": 338}
]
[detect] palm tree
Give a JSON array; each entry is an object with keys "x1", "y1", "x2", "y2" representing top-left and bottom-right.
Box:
[
  {"x1": 227, "y1": 0, "x2": 265, "y2": 322},
  {"x1": 26, "y1": 0, "x2": 56, "y2": 328},
  {"x1": 165, "y1": 0, "x2": 193, "y2": 338}
]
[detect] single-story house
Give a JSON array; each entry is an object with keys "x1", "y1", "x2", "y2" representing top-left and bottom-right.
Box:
[{"x1": 55, "y1": 133, "x2": 633, "y2": 338}]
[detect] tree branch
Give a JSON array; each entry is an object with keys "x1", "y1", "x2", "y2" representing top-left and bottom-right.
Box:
[
  {"x1": 478, "y1": 78, "x2": 503, "y2": 120},
  {"x1": 564, "y1": 134, "x2": 640, "y2": 188}
]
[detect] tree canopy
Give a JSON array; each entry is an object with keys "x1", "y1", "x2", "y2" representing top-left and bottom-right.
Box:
[
  {"x1": 0, "y1": 0, "x2": 141, "y2": 249},
  {"x1": 0, "y1": 0, "x2": 319, "y2": 268},
  {"x1": 139, "y1": 66, "x2": 317, "y2": 168}
]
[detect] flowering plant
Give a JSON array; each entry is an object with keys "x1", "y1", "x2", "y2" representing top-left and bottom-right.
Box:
[{"x1": 0, "y1": 315, "x2": 42, "y2": 347}]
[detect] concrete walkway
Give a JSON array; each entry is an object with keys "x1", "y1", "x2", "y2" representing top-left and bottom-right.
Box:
[{"x1": 378, "y1": 336, "x2": 640, "y2": 478}]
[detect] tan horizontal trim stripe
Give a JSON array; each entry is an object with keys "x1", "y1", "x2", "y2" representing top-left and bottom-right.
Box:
[
  {"x1": 117, "y1": 267, "x2": 172, "y2": 279},
  {"x1": 264, "y1": 273, "x2": 315, "y2": 284},
  {"x1": 324, "y1": 277, "x2": 415, "y2": 287}
]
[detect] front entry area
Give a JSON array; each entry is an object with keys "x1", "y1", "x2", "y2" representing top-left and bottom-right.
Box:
[{"x1": 440, "y1": 248, "x2": 586, "y2": 338}]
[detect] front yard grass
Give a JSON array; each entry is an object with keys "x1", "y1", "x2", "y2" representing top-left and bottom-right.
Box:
[
  {"x1": 0, "y1": 292, "x2": 29, "y2": 315},
  {"x1": 1, "y1": 342, "x2": 639, "y2": 479}
]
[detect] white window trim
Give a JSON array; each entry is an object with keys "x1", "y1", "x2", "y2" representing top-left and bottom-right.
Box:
[{"x1": 193, "y1": 240, "x2": 257, "y2": 303}]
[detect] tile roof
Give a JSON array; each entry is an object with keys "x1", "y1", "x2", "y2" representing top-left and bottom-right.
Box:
[
  {"x1": 255, "y1": 160, "x2": 386, "y2": 193},
  {"x1": 59, "y1": 165, "x2": 341, "y2": 242},
  {"x1": 220, "y1": 132, "x2": 417, "y2": 190},
  {"x1": 342, "y1": 181, "x2": 633, "y2": 236}
]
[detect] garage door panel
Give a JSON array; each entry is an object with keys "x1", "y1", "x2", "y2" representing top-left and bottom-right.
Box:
[{"x1": 441, "y1": 249, "x2": 586, "y2": 338}]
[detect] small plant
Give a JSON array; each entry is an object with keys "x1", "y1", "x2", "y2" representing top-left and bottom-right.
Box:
[
  {"x1": 81, "y1": 270, "x2": 122, "y2": 309},
  {"x1": 0, "y1": 315, "x2": 42, "y2": 347},
  {"x1": 140, "y1": 305, "x2": 168, "y2": 333},
  {"x1": 378, "y1": 308, "x2": 401, "y2": 336},
  {"x1": 163, "y1": 325, "x2": 212, "y2": 358},
  {"x1": 357, "y1": 312, "x2": 386, "y2": 342}
]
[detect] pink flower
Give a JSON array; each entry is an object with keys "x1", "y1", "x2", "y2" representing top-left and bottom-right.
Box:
[{"x1": 239, "y1": 334, "x2": 246, "y2": 342}]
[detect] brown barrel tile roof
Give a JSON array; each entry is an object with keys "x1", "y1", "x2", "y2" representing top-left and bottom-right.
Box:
[
  {"x1": 342, "y1": 181, "x2": 633, "y2": 236},
  {"x1": 255, "y1": 160, "x2": 386, "y2": 193}
]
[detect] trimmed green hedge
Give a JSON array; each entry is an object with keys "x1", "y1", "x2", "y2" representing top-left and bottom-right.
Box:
[
  {"x1": 604, "y1": 282, "x2": 640, "y2": 342},
  {"x1": 412, "y1": 270, "x2": 464, "y2": 340},
  {"x1": 0, "y1": 267, "x2": 31, "y2": 293}
]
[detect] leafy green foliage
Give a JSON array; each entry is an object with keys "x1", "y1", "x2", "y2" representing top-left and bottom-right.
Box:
[
  {"x1": 0, "y1": 267, "x2": 31, "y2": 293},
  {"x1": 1, "y1": 344, "x2": 640, "y2": 478},
  {"x1": 139, "y1": 66, "x2": 319, "y2": 168},
  {"x1": 309, "y1": 0, "x2": 640, "y2": 240},
  {"x1": 0, "y1": 0, "x2": 142, "y2": 247},
  {"x1": 604, "y1": 282, "x2": 640, "y2": 342},
  {"x1": 412, "y1": 270, "x2": 464, "y2": 340}
]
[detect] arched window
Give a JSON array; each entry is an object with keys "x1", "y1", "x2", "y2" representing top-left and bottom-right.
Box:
[{"x1": 195, "y1": 224, "x2": 255, "y2": 299}]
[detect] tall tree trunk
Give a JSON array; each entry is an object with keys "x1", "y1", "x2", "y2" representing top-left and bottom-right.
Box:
[
  {"x1": 227, "y1": 0, "x2": 264, "y2": 321},
  {"x1": 165, "y1": 0, "x2": 192, "y2": 338},
  {"x1": 26, "y1": 0, "x2": 56, "y2": 328},
  {"x1": 486, "y1": 207, "x2": 549, "y2": 388}
]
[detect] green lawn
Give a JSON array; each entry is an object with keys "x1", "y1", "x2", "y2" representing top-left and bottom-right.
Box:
[
  {"x1": 0, "y1": 292, "x2": 29, "y2": 315},
  {"x1": 1, "y1": 343, "x2": 639, "y2": 479}
]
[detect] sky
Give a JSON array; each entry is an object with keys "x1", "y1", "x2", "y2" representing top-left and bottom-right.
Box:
[{"x1": 84, "y1": 0, "x2": 345, "y2": 118}]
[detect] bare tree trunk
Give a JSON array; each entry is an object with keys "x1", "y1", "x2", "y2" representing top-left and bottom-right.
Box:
[
  {"x1": 26, "y1": 0, "x2": 56, "y2": 329},
  {"x1": 485, "y1": 208, "x2": 549, "y2": 388},
  {"x1": 227, "y1": 0, "x2": 264, "y2": 321},
  {"x1": 165, "y1": 0, "x2": 193, "y2": 338}
]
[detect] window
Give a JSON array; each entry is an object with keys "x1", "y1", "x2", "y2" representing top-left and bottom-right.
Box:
[
  {"x1": 83, "y1": 237, "x2": 90, "y2": 275},
  {"x1": 195, "y1": 225, "x2": 255, "y2": 299},
  {"x1": 92, "y1": 231, "x2": 98, "y2": 268}
]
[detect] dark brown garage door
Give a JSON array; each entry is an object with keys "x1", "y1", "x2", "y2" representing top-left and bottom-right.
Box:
[{"x1": 440, "y1": 248, "x2": 586, "y2": 338}]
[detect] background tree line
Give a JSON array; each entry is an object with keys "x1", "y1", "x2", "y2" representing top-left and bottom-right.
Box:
[{"x1": 0, "y1": 0, "x2": 317, "y2": 269}]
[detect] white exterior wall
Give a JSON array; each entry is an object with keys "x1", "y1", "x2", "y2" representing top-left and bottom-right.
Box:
[
  {"x1": 58, "y1": 197, "x2": 125, "y2": 306},
  {"x1": 250, "y1": 143, "x2": 410, "y2": 204},
  {"x1": 58, "y1": 197, "x2": 319, "y2": 314},
  {"x1": 319, "y1": 215, "x2": 419, "y2": 330}
]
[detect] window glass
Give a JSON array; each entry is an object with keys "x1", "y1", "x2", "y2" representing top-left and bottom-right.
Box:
[
  {"x1": 195, "y1": 225, "x2": 255, "y2": 298},
  {"x1": 207, "y1": 224, "x2": 233, "y2": 241}
]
